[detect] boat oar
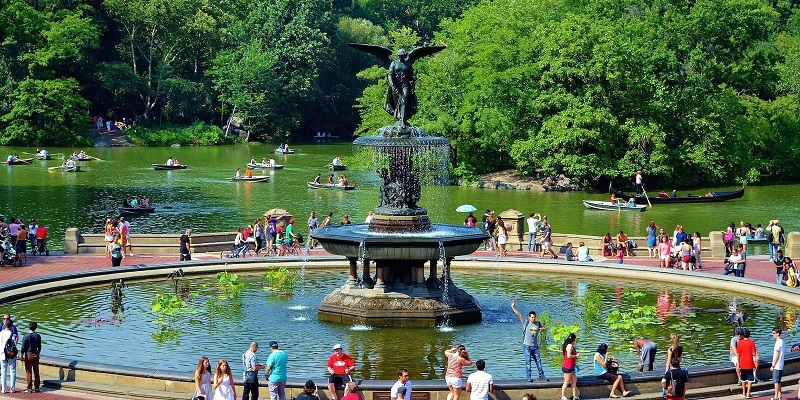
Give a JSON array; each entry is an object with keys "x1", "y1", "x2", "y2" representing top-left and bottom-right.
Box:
[
  {"x1": 47, "y1": 166, "x2": 63, "y2": 171},
  {"x1": 89, "y1": 155, "x2": 104, "y2": 161},
  {"x1": 642, "y1": 186, "x2": 653, "y2": 208}
]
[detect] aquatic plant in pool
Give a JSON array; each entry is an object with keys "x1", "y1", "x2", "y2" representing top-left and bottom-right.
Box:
[{"x1": 8, "y1": 269, "x2": 794, "y2": 380}]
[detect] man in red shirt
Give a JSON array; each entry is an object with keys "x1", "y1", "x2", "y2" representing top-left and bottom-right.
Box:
[
  {"x1": 327, "y1": 344, "x2": 356, "y2": 400},
  {"x1": 736, "y1": 328, "x2": 759, "y2": 399}
]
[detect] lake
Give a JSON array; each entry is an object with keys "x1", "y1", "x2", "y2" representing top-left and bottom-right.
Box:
[{"x1": 1, "y1": 144, "x2": 798, "y2": 248}]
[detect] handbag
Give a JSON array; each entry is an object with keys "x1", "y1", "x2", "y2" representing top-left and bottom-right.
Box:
[{"x1": 665, "y1": 370, "x2": 678, "y2": 397}]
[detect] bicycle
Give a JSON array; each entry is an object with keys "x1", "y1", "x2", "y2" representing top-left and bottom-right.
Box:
[
  {"x1": 220, "y1": 243, "x2": 254, "y2": 259},
  {"x1": 285, "y1": 238, "x2": 309, "y2": 256},
  {"x1": 258, "y1": 244, "x2": 278, "y2": 257}
]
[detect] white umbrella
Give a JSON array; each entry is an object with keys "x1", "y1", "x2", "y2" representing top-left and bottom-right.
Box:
[{"x1": 456, "y1": 204, "x2": 478, "y2": 213}]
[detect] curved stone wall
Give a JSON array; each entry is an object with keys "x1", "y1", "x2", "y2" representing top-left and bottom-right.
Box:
[{"x1": 2, "y1": 256, "x2": 799, "y2": 400}]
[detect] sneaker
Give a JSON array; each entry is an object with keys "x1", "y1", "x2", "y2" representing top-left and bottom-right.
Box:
[
  {"x1": 561, "y1": 397, "x2": 569, "y2": 400},
  {"x1": 746, "y1": 395, "x2": 753, "y2": 399},
  {"x1": 755, "y1": 378, "x2": 763, "y2": 383},
  {"x1": 526, "y1": 379, "x2": 533, "y2": 382}
]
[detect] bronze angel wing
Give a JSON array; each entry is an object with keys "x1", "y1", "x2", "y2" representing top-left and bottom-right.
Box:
[
  {"x1": 408, "y1": 46, "x2": 446, "y2": 62},
  {"x1": 347, "y1": 43, "x2": 393, "y2": 68}
]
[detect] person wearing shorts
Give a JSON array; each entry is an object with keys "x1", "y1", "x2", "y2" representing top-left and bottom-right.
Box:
[
  {"x1": 770, "y1": 328, "x2": 784, "y2": 400},
  {"x1": 327, "y1": 344, "x2": 355, "y2": 400},
  {"x1": 736, "y1": 329, "x2": 758, "y2": 399},
  {"x1": 634, "y1": 338, "x2": 657, "y2": 372},
  {"x1": 730, "y1": 328, "x2": 743, "y2": 383}
]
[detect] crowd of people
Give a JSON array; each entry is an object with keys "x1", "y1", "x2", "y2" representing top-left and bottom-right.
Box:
[{"x1": 0, "y1": 217, "x2": 48, "y2": 265}]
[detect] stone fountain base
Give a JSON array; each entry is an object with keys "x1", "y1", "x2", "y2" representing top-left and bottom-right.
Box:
[{"x1": 318, "y1": 284, "x2": 482, "y2": 328}]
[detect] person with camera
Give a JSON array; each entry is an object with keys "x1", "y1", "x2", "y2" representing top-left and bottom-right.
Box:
[
  {"x1": 242, "y1": 342, "x2": 264, "y2": 400},
  {"x1": 661, "y1": 359, "x2": 688, "y2": 400},
  {"x1": 593, "y1": 343, "x2": 630, "y2": 398}
]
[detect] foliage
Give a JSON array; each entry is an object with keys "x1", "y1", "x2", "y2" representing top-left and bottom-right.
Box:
[
  {"x1": 537, "y1": 310, "x2": 552, "y2": 343},
  {"x1": 216, "y1": 271, "x2": 247, "y2": 302},
  {"x1": 264, "y1": 266, "x2": 299, "y2": 297},
  {"x1": 548, "y1": 322, "x2": 580, "y2": 352},
  {"x1": 604, "y1": 291, "x2": 661, "y2": 333},
  {"x1": 125, "y1": 122, "x2": 233, "y2": 146}
]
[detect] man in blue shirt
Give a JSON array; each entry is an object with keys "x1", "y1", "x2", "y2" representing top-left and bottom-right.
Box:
[{"x1": 265, "y1": 341, "x2": 287, "y2": 400}]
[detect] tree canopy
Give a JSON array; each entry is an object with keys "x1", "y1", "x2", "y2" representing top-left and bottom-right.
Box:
[{"x1": 0, "y1": 0, "x2": 798, "y2": 185}]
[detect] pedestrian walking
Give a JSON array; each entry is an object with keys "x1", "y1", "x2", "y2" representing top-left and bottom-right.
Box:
[
  {"x1": 180, "y1": 229, "x2": 192, "y2": 261},
  {"x1": 194, "y1": 356, "x2": 213, "y2": 400}
]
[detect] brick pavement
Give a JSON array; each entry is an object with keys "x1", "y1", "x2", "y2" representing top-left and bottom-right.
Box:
[{"x1": 1, "y1": 248, "x2": 796, "y2": 399}]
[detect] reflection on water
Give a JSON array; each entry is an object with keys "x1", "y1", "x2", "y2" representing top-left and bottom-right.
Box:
[{"x1": 7, "y1": 269, "x2": 794, "y2": 380}]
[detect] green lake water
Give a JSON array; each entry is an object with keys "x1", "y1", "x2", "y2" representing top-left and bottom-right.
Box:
[{"x1": 1, "y1": 143, "x2": 799, "y2": 248}]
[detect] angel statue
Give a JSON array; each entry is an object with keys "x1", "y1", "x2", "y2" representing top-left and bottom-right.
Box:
[{"x1": 349, "y1": 43, "x2": 446, "y2": 127}]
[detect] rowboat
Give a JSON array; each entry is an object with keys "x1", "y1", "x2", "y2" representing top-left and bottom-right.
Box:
[
  {"x1": 328, "y1": 164, "x2": 347, "y2": 171},
  {"x1": 2, "y1": 158, "x2": 34, "y2": 165},
  {"x1": 228, "y1": 176, "x2": 270, "y2": 182},
  {"x1": 35, "y1": 154, "x2": 52, "y2": 160},
  {"x1": 307, "y1": 182, "x2": 355, "y2": 190},
  {"x1": 274, "y1": 148, "x2": 295, "y2": 154},
  {"x1": 610, "y1": 186, "x2": 745, "y2": 204},
  {"x1": 119, "y1": 206, "x2": 155, "y2": 214},
  {"x1": 153, "y1": 164, "x2": 188, "y2": 170},
  {"x1": 56, "y1": 165, "x2": 81, "y2": 172},
  {"x1": 70, "y1": 156, "x2": 93, "y2": 161},
  {"x1": 247, "y1": 163, "x2": 284, "y2": 170},
  {"x1": 583, "y1": 200, "x2": 647, "y2": 212}
]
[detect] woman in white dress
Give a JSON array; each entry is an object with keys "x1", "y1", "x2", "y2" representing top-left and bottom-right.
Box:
[
  {"x1": 194, "y1": 356, "x2": 213, "y2": 400},
  {"x1": 213, "y1": 359, "x2": 236, "y2": 400}
]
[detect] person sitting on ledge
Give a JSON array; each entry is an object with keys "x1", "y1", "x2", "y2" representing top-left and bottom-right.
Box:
[
  {"x1": 577, "y1": 242, "x2": 593, "y2": 262},
  {"x1": 565, "y1": 243, "x2": 577, "y2": 261}
]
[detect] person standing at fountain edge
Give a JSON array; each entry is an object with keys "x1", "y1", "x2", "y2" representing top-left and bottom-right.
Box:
[
  {"x1": 0, "y1": 318, "x2": 17, "y2": 394},
  {"x1": 264, "y1": 341, "x2": 287, "y2": 400},
  {"x1": 465, "y1": 359, "x2": 493, "y2": 400},
  {"x1": 444, "y1": 345, "x2": 472, "y2": 400},
  {"x1": 634, "y1": 338, "x2": 657, "y2": 372},
  {"x1": 20, "y1": 321, "x2": 41, "y2": 393},
  {"x1": 526, "y1": 213, "x2": 540, "y2": 252},
  {"x1": 307, "y1": 212, "x2": 319, "y2": 248},
  {"x1": 391, "y1": 368, "x2": 412, "y2": 400},
  {"x1": 769, "y1": 328, "x2": 784, "y2": 400},
  {"x1": 242, "y1": 341, "x2": 264, "y2": 400},
  {"x1": 511, "y1": 300, "x2": 549, "y2": 382},
  {"x1": 327, "y1": 344, "x2": 356, "y2": 400}
]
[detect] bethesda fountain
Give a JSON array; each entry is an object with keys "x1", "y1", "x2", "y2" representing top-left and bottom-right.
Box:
[{"x1": 311, "y1": 43, "x2": 489, "y2": 327}]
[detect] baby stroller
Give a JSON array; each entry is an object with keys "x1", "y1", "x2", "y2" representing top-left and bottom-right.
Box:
[
  {"x1": 0, "y1": 240, "x2": 17, "y2": 267},
  {"x1": 32, "y1": 226, "x2": 48, "y2": 256}
]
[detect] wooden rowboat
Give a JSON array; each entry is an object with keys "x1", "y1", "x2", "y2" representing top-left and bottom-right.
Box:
[
  {"x1": 328, "y1": 164, "x2": 347, "y2": 171},
  {"x1": 153, "y1": 164, "x2": 188, "y2": 170},
  {"x1": 70, "y1": 156, "x2": 93, "y2": 161},
  {"x1": 228, "y1": 176, "x2": 270, "y2": 182},
  {"x1": 119, "y1": 206, "x2": 155, "y2": 214},
  {"x1": 610, "y1": 186, "x2": 745, "y2": 204},
  {"x1": 57, "y1": 165, "x2": 81, "y2": 172},
  {"x1": 274, "y1": 148, "x2": 295, "y2": 154},
  {"x1": 307, "y1": 182, "x2": 355, "y2": 190},
  {"x1": 583, "y1": 200, "x2": 647, "y2": 212},
  {"x1": 247, "y1": 163, "x2": 284, "y2": 170},
  {"x1": 2, "y1": 158, "x2": 34, "y2": 165}
]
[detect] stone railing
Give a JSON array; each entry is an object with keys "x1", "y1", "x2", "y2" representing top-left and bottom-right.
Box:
[{"x1": 63, "y1": 228, "x2": 236, "y2": 255}]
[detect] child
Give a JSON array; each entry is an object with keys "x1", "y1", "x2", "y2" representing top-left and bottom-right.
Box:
[{"x1": 617, "y1": 244, "x2": 625, "y2": 264}]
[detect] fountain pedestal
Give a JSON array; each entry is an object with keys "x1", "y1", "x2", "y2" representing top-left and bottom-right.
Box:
[{"x1": 312, "y1": 126, "x2": 489, "y2": 327}]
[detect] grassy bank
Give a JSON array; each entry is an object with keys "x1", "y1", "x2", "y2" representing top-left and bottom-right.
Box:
[{"x1": 125, "y1": 122, "x2": 238, "y2": 146}]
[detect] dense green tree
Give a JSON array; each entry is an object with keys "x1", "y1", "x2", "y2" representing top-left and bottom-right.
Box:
[
  {"x1": 210, "y1": 0, "x2": 333, "y2": 140},
  {"x1": 0, "y1": 0, "x2": 99, "y2": 145}
]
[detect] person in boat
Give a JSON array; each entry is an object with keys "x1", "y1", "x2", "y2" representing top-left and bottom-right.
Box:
[
  {"x1": 140, "y1": 197, "x2": 150, "y2": 207},
  {"x1": 332, "y1": 156, "x2": 341, "y2": 166},
  {"x1": 278, "y1": 143, "x2": 285, "y2": 151},
  {"x1": 235, "y1": 168, "x2": 242, "y2": 178},
  {"x1": 63, "y1": 158, "x2": 76, "y2": 168},
  {"x1": 250, "y1": 157, "x2": 257, "y2": 165},
  {"x1": 130, "y1": 197, "x2": 139, "y2": 208},
  {"x1": 78, "y1": 150, "x2": 87, "y2": 158},
  {"x1": 166, "y1": 157, "x2": 175, "y2": 166},
  {"x1": 342, "y1": 174, "x2": 349, "y2": 186},
  {"x1": 269, "y1": 158, "x2": 276, "y2": 167},
  {"x1": 313, "y1": 174, "x2": 322, "y2": 184},
  {"x1": 610, "y1": 192, "x2": 617, "y2": 205},
  {"x1": 261, "y1": 157, "x2": 267, "y2": 166},
  {"x1": 284, "y1": 144, "x2": 291, "y2": 152},
  {"x1": 671, "y1": 190, "x2": 677, "y2": 198},
  {"x1": 627, "y1": 198, "x2": 637, "y2": 207},
  {"x1": 245, "y1": 168, "x2": 253, "y2": 178},
  {"x1": 336, "y1": 175, "x2": 345, "y2": 186},
  {"x1": 658, "y1": 190, "x2": 668, "y2": 198},
  {"x1": 327, "y1": 174, "x2": 334, "y2": 185}
]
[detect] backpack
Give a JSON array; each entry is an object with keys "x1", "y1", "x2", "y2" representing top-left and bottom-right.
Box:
[
  {"x1": 4, "y1": 337, "x2": 17, "y2": 359},
  {"x1": 296, "y1": 233, "x2": 304, "y2": 243},
  {"x1": 665, "y1": 370, "x2": 679, "y2": 397}
]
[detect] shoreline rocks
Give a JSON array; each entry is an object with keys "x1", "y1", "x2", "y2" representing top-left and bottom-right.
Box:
[{"x1": 463, "y1": 170, "x2": 583, "y2": 191}]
